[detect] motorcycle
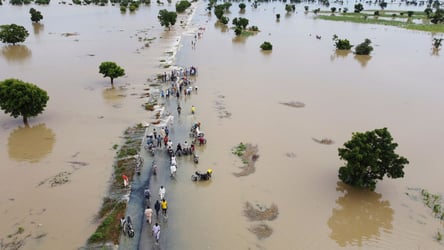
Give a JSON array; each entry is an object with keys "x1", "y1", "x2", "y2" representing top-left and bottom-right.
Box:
[
  {"x1": 122, "y1": 216, "x2": 135, "y2": 238},
  {"x1": 191, "y1": 169, "x2": 213, "y2": 181},
  {"x1": 193, "y1": 153, "x2": 199, "y2": 164},
  {"x1": 144, "y1": 143, "x2": 155, "y2": 156}
]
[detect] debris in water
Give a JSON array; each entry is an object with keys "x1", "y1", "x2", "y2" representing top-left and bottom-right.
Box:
[
  {"x1": 279, "y1": 101, "x2": 305, "y2": 108},
  {"x1": 312, "y1": 137, "x2": 334, "y2": 145},
  {"x1": 244, "y1": 202, "x2": 279, "y2": 221},
  {"x1": 248, "y1": 223, "x2": 273, "y2": 239}
]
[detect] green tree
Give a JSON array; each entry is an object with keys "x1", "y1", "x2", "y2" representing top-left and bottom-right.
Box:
[
  {"x1": 29, "y1": 8, "x2": 44, "y2": 23},
  {"x1": 239, "y1": 2, "x2": 246, "y2": 11},
  {"x1": 157, "y1": 9, "x2": 177, "y2": 30},
  {"x1": 99, "y1": 62, "x2": 125, "y2": 86},
  {"x1": 433, "y1": 37, "x2": 443, "y2": 49},
  {"x1": 214, "y1": 4, "x2": 225, "y2": 19},
  {"x1": 0, "y1": 79, "x2": 49, "y2": 126},
  {"x1": 332, "y1": 34, "x2": 353, "y2": 50},
  {"x1": 354, "y1": 3, "x2": 363, "y2": 13},
  {"x1": 260, "y1": 41, "x2": 272, "y2": 50},
  {"x1": 276, "y1": 13, "x2": 281, "y2": 20},
  {"x1": 220, "y1": 16, "x2": 229, "y2": 25},
  {"x1": 379, "y1": 1, "x2": 387, "y2": 9},
  {"x1": 338, "y1": 128, "x2": 409, "y2": 190},
  {"x1": 331, "y1": 7, "x2": 336, "y2": 13},
  {"x1": 285, "y1": 4, "x2": 293, "y2": 12},
  {"x1": 0, "y1": 24, "x2": 29, "y2": 45},
  {"x1": 355, "y1": 38, "x2": 373, "y2": 55},
  {"x1": 232, "y1": 17, "x2": 249, "y2": 29},
  {"x1": 175, "y1": 0, "x2": 191, "y2": 13},
  {"x1": 234, "y1": 27, "x2": 242, "y2": 36},
  {"x1": 425, "y1": 7, "x2": 433, "y2": 18}
]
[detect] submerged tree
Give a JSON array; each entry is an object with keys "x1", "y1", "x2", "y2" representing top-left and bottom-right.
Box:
[
  {"x1": 338, "y1": 128, "x2": 409, "y2": 190},
  {"x1": 433, "y1": 37, "x2": 443, "y2": 49},
  {"x1": 0, "y1": 24, "x2": 29, "y2": 45},
  {"x1": 239, "y1": 2, "x2": 246, "y2": 11},
  {"x1": 175, "y1": 0, "x2": 191, "y2": 13},
  {"x1": 332, "y1": 34, "x2": 353, "y2": 50},
  {"x1": 355, "y1": 38, "x2": 373, "y2": 55},
  {"x1": 354, "y1": 3, "x2": 363, "y2": 13},
  {"x1": 260, "y1": 41, "x2": 272, "y2": 50},
  {"x1": 29, "y1": 8, "x2": 44, "y2": 23},
  {"x1": 0, "y1": 78, "x2": 49, "y2": 126},
  {"x1": 157, "y1": 9, "x2": 177, "y2": 30},
  {"x1": 99, "y1": 61, "x2": 125, "y2": 86}
]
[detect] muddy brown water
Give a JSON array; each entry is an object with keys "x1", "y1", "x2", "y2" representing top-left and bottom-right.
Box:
[{"x1": 1, "y1": 1, "x2": 444, "y2": 249}]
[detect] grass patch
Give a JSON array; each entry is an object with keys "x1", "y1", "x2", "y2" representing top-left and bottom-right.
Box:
[
  {"x1": 232, "y1": 142, "x2": 247, "y2": 156},
  {"x1": 86, "y1": 124, "x2": 145, "y2": 247},
  {"x1": 317, "y1": 13, "x2": 444, "y2": 33},
  {"x1": 88, "y1": 201, "x2": 127, "y2": 244}
]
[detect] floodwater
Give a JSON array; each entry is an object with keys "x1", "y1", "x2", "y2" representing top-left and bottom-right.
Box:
[{"x1": 1, "y1": 1, "x2": 444, "y2": 250}]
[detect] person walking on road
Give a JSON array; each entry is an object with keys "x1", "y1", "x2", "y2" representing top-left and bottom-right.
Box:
[
  {"x1": 152, "y1": 222, "x2": 161, "y2": 245},
  {"x1": 161, "y1": 198, "x2": 168, "y2": 217},
  {"x1": 145, "y1": 206, "x2": 153, "y2": 224},
  {"x1": 159, "y1": 185, "x2": 166, "y2": 200},
  {"x1": 154, "y1": 200, "x2": 161, "y2": 218}
]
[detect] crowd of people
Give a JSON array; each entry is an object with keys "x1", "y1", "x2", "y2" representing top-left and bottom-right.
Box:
[{"x1": 138, "y1": 65, "x2": 210, "y2": 247}]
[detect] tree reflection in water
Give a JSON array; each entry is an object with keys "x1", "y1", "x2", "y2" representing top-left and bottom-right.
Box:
[
  {"x1": 8, "y1": 124, "x2": 56, "y2": 163},
  {"x1": 1, "y1": 45, "x2": 32, "y2": 62},
  {"x1": 354, "y1": 54, "x2": 372, "y2": 68},
  {"x1": 327, "y1": 182, "x2": 394, "y2": 247}
]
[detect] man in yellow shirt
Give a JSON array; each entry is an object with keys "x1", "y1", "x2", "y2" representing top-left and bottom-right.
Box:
[{"x1": 161, "y1": 199, "x2": 168, "y2": 217}]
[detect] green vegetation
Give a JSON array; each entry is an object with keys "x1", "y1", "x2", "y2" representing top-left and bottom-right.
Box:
[
  {"x1": 354, "y1": 3, "x2": 363, "y2": 13},
  {"x1": 220, "y1": 16, "x2": 229, "y2": 25},
  {"x1": 239, "y1": 2, "x2": 246, "y2": 11},
  {"x1": 175, "y1": 0, "x2": 191, "y2": 13},
  {"x1": 285, "y1": 4, "x2": 295, "y2": 13},
  {"x1": 433, "y1": 38, "x2": 443, "y2": 49},
  {"x1": 157, "y1": 9, "x2": 177, "y2": 30},
  {"x1": 88, "y1": 124, "x2": 145, "y2": 246},
  {"x1": 276, "y1": 13, "x2": 280, "y2": 20},
  {"x1": 317, "y1": 10, "x2": 444, "y2": 33},
  {"x1": 232, "y1": 142, "x2": 247, "y2": 156},
  {"x1": 29, "y1": 8, "x2": 43, "y2": 23},
  {"x1": 338, "y1": 128, "x2": 409, "y2": 190},
  {"x1": 420, "y1": 189, "x2": 443, "y2": 219},
  {"x1": 355, "y1": 38, "x2": 373, "y2": 55},
  {"x1": 332, "y1": 34, "x2": 353, "y2": 50},
  {"x1": 88, "y1": 201, "x2": 126, "y2": 244},
  {"x1": 0, "y1": 79, "x2": 49, "y2": 126},
  {"x1": 232, "y1": 17, "x2": 249, "y2": 29},
  {"x1": 260, "y1": 41, "x2": 272, "y2": 50},
  {"x1": 0, "y1": 24, "x2": 29, "y2": 45},
  {"x1": 99, "y1": 61, "x2": 125, "y2": 86}
]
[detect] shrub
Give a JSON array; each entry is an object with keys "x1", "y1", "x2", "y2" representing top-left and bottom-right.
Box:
[
  {"x1": 355, "y1": 38, "x2": 373, "y2": 55},
  {"x1": 332, "y1": 34, "x2": 353, "y2": 50},
  {"x1": 176, "y1": 0, "x2": 191, "y2": 13},
  {"x1": 260, "y1": 41, "x2": 272, "y2": 50}
]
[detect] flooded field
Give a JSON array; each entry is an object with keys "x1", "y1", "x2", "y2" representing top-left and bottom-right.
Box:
[{"x1": 1, "y1": 0, "x2": 444, "y2": 249}]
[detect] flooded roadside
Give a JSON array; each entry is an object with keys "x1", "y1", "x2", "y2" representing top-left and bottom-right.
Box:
[
  {"x1": 0, "y1": 2, "x2": 197, "y2": 249},
  {"x1": 1, "y1": 0, "x2": 444, "y2": 249}
]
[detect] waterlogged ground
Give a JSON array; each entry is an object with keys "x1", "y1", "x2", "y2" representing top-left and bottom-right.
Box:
[{"x1": 1, "y1": 0, "x2": 444, "y2": 249}]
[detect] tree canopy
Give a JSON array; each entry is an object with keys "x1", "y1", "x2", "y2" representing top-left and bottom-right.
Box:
[
  {"x1": 158, "y1": 9, "x2": 177, "y2": 30},
  {"x1": 355, "y1": 38, "x2": 373, "y2": 55},
  {"x1": 0, "y1": 24, "x2": 29, "y2": 45},
  {"x1": 0, "y1": 78, "x2": 49, "y2": 126},
  {"x1": 99, "y1": 61, "x2": 125, "y2": 86},
  {"x1": 30, "y1": 8, "x2": 44, "y2": 23},
  {"x1": 175, "y1": 0, "x2": 191, "y2": 13},
  {"x1": 338, "y1": 128, "x2": 409, "y2": 190}
]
